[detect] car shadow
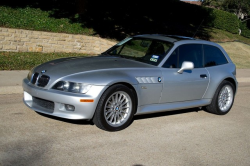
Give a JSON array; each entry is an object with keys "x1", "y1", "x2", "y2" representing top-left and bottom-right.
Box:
[
  {"x1": 36, "y1": 112, "x2": 94, "y2": 125},
  {"x1": 134, "y1": 107, "x2": 203, "y2": 121},
  {"x1": 36, "y1": 107, "x2": 203, "y2": 127}
]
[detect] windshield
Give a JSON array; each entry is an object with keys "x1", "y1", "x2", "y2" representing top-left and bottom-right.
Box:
[{"x1": 104, "y1": 37, "x2": 174, "y2": 66}]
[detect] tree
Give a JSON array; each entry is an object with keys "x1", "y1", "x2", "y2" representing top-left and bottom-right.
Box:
[
  {"x1": 201, "y1": 0, "x2": 250, "y2": 20},
  {"x1": 200, "y1": 0, "x2": 224, "y2": 9},
  {"x1": 222, "y1": 0, "x2": 250, "y2": 20}
]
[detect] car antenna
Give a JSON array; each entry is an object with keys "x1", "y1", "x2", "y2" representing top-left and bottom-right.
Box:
[{"x1": 192, "y1": 19, "x2": 204, "y2": 38}]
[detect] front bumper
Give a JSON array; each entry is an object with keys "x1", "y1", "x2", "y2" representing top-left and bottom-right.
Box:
[{"x1": 22, "y1": 78, "x2": 108, "y2": 120}]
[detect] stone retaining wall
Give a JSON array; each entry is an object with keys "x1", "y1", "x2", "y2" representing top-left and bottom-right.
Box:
[{"x1": 0, "y1": 27, "x2": 116, "y2": 54}]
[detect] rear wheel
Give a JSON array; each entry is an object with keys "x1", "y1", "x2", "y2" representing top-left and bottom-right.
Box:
[
  {"x1": 93, "y1": 84, "x2": 136, "y2": 131},
  {"x1": 205, "y1": 80, "x2": 235, "y2": 115}
]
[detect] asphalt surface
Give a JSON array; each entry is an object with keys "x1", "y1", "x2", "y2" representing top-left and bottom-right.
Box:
[
  {"x1": 0, "y1": 69, "x2": 250, "y2": 166},
  {"x1": 0, "y1": 69, "x2": 250, "y2": 95},
  {"x1": 0, "y1": 82, "x2": 250, "y2": 165}
]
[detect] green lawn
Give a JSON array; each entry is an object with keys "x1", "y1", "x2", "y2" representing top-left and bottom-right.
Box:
[{"x1": 219, "y1": 42, "x2": 250, "y2": 69}]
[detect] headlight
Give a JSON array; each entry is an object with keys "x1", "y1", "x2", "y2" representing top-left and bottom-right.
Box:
[
  {"x1": 52, "y1": 81, "x2": 92, "y2": 94},
  {"x1": 27, "y1": 70, "x2": 33, "y2": 81}
]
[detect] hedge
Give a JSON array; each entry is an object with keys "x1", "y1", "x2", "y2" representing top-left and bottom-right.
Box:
[
  {"x1": 0, "y1": 6, "x2": 92, "y2": 35},
  {"x1": 240, "y1": 22, "x2": 250, "y2": 38},
  {"x1": 209, "y1": 9, "x2": 239, "y2": 34}
]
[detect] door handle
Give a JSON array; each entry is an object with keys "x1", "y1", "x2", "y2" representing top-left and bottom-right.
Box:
[{"x1": 200, "y1": 74, "x2": 207, "y2": 78}]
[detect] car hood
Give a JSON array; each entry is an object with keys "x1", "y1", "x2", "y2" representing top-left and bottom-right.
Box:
[{"x1": 33, "y1": 56, "x2": 154, "y2": 77}]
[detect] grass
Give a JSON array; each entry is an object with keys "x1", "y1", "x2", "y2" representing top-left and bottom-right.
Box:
[
  {"x1": 207, "y1": 28, "x2": 250, "y2": 45},
  {"x1": 0, "y1": 52, "x2": 88, "y2": 70},
  {"x1": 218, "y1": 42, "x2": 250, "y2": 69}
]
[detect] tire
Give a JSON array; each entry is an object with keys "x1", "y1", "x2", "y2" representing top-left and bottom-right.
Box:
[
  {"x1": 205, "y1": 80, "x2": 235, "y2": 115},
  {"x1": 93, "y1": 84, "x2": 136, "y2": 131}
]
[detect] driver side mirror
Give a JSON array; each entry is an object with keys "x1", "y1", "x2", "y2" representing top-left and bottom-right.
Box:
[{"x1": 177, "y1": 61, "x2": 194, "y2": 74}]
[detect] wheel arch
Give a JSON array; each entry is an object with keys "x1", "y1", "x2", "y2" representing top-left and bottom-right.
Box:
[
  {"x1": 224, "y1": 77, "x2": 237, "y2": 92},
  {"x1": 108, "y1": 82, "x2": 138, "y2": 114}
]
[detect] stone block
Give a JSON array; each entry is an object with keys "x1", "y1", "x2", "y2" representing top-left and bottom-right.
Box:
[
  {"x1": 21, "y1": 38, "x2": 30, "y2": 42},
  {"x1": 8, "y1": 29, "x2": 16, "y2": 33},
  {"x1": 28, "y1": 47, "x2": 34, "y2": 52},
  {"x1": 64, "y1": 45, "x2": 74, "y2": 49},
  {"x1": 0, "y1": 33, "x2": 12, "y2": 37},
  {"x1": 53, "y1": 45, "x2": 64, "y2": 49},
  {"x1": 29, "y1": 35, "x2": 39, "y2": 39},
  {"x1": 54, "y1": 37, "x2": 66, "y2": 41},
  {"x1": 3, "y1": 45, "x2": 17, "y2": 50},
  {"x1": 54, "y1": 49, "x2": 65, "y2": 53},
  {"x1": 39, "y1": 43, "x2": 51, "y2": 48},
  {"x1": 27, "y1": 31, "x2": 34, "y2": 35},
  {"x1": 1, "y1": 41, "x2": 11, "y2": 45},
  {"x1": 25, "y1": 42, "x2": 36, "y2": 47},
  {"x1": 35, "y1": 46, "x2": 43, "y2": 52},
  {"x1": 20, "y1": 30, "x2": 29, "y2": 34},
  {"x1": 0, "y1": 28, "x2": 8, "y2": 32},
  {"x1": 43, "y1": 48, "x2": 55, "y2": 53},
  {"x1": 12, "y1": 42, "x2": 24, "y2": 46},
  {"x1": 48, "y1": 40, "x2": 58, "y2": 44},
  {"x1": 5, "y1": 37, "x2": 14, "y2": 41},
  {"x1": 31, "y1": 39, "x2": 43, "y2": 43},
  {"x1": 63, "y1": 49, "x2": 74, "y2": 53},
  {"x1": 32, "y1": 31, "x2": 42, "y2": 35},
  {"x1": 74, "y1": 46, "x2": 82, "y2": 50},
  {"x1": 66, "y1": 38, "x2": 75, "y2": 42},
  {"x1": 75, "y1": 39, "x2": 83, "y2": 43},
  {"x1": 58, "y1": 41, "x2": 68, "y2": 45},
  {"x1": 19, "y1": 34, "x2": 27, "y2": 38},
  {"x1": 18, "y1": 46, "x2": 28, "y2": 52},
  {"x1": 72, "y1": 35, "x2": 82, "y2": 39},
  {"x1": 14, "y1": 37, "x2": 21, "y2": 42},
  {"x1": 50, "y1": 33, "x2": 59, "y2": 37},
  {"x1": 39, "y1": 36, "x2": 51, "y2": 39},
  {"x1": 61, "y1": 34, "x2": 70, "y2": 38}
]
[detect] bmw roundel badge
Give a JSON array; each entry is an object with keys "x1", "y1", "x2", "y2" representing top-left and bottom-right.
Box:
[
  {"x1": 41, "y1": 70, "x2": 47, "y2": 74},
  {"x1": 158, "y1": 77, "x2": 162, "y2": 82}
]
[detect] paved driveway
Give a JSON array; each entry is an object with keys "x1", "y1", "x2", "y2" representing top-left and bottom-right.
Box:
[{"x1": 0, "y1": 83, "x2": 250, "y2": 166}]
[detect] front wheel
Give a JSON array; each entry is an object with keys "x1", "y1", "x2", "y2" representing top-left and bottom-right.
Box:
[
  {"x1": 93, "y1": 84, "x2": 136, "y2": 131},
  {"x1": 205, "y1": 80, "x2": 235, "y2": 115}
]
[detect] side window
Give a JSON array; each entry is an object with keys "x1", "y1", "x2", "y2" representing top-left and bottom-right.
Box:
[
  {"x1": 204, "y1": 45, "x2": 228, "y2": 67},
  {"x1": 178, "y1": 44, "x2": 203, "y2": 68},
  {"x1": 162, "y1": 49, "x2": 178, "y2": 68}
]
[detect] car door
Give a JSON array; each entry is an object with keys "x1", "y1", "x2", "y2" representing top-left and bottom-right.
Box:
[{"x1": 160, "y1": 44, "x2": 209, "y2": 103}]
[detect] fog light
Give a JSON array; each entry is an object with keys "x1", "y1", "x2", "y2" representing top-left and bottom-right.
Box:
[{"x1": 65, "y1": 104, "x2": 75, "y2": 111}]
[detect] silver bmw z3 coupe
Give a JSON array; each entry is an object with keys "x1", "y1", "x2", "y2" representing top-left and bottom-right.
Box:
[{"x1": 23, "y1": 34, "x2": 238, "y2": 131}]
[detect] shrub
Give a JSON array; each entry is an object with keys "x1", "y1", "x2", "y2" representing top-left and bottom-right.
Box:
[
  {"x1": 209, "y1": 9, "x2": 239, "y2": 34},
  {"x1": 240, "y1": 22, "x2": 250, "y2": 38},
  {"x1": 0, "y1": 6, "x2": 93, "y2": 35}
]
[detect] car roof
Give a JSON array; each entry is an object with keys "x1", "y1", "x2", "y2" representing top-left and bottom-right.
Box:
[
  {"x1": 133, "y1": 34, "x2": 197, "y2": 43},
  {"x1": 133, "y1": 34, "x2": 221, "y2": 47}
]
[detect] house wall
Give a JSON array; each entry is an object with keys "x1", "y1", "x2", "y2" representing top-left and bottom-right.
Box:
[{"x1": 0, "y1": 27, "x2": 116, "y2": 54}]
